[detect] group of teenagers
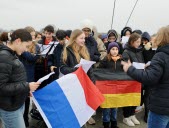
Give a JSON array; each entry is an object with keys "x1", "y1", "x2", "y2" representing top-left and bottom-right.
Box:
[{"x1": 0, "y1": 19, "x2": 169, "y2": 128}]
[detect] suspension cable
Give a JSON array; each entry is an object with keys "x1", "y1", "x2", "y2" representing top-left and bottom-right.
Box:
[
  {"x1": 125, "y1": 0, "x2": 139, "y2": 27},
  {"x1": 111, "y1": 0, "x2": 117, "y2": 29}
]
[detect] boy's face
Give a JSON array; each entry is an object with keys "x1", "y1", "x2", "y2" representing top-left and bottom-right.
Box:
[
  {"x1": 108, "y1": 35, "x2": 116, "y2": 42},
  {"x1": 58, "y1": 38, "x2": 66, "y2": 45},
  {"x1": 142, "y1": 38, "x2": 149, "y2": 45},
  {"x1": 103, "y1": 38, "x2": 108, "y2": 43},
  {"x1": 44, "y1": 31, "x2": 53, "y2": 40},
  {"x1": 110, "y1": 47, "x2": 119, "y2": 57}
]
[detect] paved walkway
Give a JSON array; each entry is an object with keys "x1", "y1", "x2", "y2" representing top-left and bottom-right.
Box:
[{"x1": 29, "y1": 108, "x2": 147, "y2": 128}]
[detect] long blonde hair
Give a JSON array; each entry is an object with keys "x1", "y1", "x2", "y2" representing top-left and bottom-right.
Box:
[
  {"x1": 62, "y1": 29, "x2": 90, "y2": 63},
  {"x1": 154, "y1": 26, "x2": 169, "y2": 47},
  {"x1": 25, "y1": 26, "x2": 36, "y2": 53}
]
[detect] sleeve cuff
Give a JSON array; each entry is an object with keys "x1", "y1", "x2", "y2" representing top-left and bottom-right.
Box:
[{"x1": 127, "y1": 66, "x2": 135, "y2": 75}]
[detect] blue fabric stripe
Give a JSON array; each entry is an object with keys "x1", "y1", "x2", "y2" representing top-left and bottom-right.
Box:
[{"x1": 33, "y1": 81, "x2": 80, "y2": 128}]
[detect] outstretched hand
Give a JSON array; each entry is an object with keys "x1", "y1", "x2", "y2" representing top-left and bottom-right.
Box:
[
  {"x1": 121, "y1": 60, "x2": 132, "y2": 72},
  {"x1": 50, "y1": 66, "x2": 57, "y2": 72},
  {"x1": 29, "y1": 82, "x2": 41, "y2": 92}
]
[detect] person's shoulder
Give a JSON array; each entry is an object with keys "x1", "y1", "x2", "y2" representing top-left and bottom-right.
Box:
[{"x1": 102, "y1": 56, "x2": 108, "y2": 61}]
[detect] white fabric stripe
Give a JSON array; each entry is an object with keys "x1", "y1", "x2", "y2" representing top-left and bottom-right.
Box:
[
  {"x1": 56, "y1": 74, "x2": 95, "y2": 127},
  {"x1": 32, "y1": 94, "x2": 52, "y2": 128}
]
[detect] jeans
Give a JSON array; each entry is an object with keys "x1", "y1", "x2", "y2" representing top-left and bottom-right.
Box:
[
  {"x1": 102, "y1": 108, "x2": 117, "y2": 122},
  {"x1": 148, "y1": 111, "x2": 169, "y2": 128},
  {"x1": 0, "y1": 105, "x2": 25, "y2": 128},
  {"x1": 123, "y1": 106, "x2": 136, "y2": 118}
]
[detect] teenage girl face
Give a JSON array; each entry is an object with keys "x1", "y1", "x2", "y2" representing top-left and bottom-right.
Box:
[
  {"x1": 125, "y1": 31, "x2": 131, "y2": 37},
  {"x1": 75, "y1": 33, "x2": 85, "y2": 47},
  {"x1": 15, "y1": 39, "x2": 32, "y2": 55},
  {"x1": 131, "y1": 38, "x2": 141, "y2": 48},
  {"x1": 110, "y1": 47, "x2": 119, "y2": 57},
  {"x1": 30, "y1": 31, "x2": 36, "y2": 41},
  {"x1": 36, "y1": 34, "x2": 42, "y2": 41}
]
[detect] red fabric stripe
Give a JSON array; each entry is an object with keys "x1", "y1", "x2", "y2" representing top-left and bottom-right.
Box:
[
  {"x1": 96, "y1": 80, "x2": 141, "y2": 94},
  {"x1": 73, "y1": 67, "x2": 104, "y2": 110}
]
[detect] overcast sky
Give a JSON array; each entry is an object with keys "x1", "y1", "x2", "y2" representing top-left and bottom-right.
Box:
[{"x1": 0, "y1": 0, "x2": 168, "y2": 34}]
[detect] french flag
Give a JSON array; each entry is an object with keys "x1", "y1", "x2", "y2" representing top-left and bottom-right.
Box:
[{"x1": 32, "y1": 66, "x2": 104, "y2": 128}]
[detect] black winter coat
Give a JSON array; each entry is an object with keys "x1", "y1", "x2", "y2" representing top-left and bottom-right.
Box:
[
  {"x1": 127, "y1": 44, "x2": 169, "y2": 115},
  {"x1": 35, "y1": 36, "x2": 57, "y2": 87},
  {"x1": 85, "y1": 36, "x2": 100, "y2": 62},
  {"x1": 143, "y1": 48, "x2": 156, "y2": 63},
  {"x1": 53, "y1": 43, "x2": 64, "y2": 79},
  {"x1": 122, "y1": 43, "x2": 144, "y2": 63},
  {"x1": 0, "y1": 44, "x2": 30, "y2": 111},
  {"x1": 98, "y1": 56, "x2": 123, "y2": 72},
  {"x1": 60, "y1": 47, "x2": 95, "y2": 83}
]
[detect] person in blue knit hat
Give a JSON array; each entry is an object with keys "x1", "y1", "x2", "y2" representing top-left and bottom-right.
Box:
[{"x1": 101, "y1": 34, "x2": 108, "y2": 43}]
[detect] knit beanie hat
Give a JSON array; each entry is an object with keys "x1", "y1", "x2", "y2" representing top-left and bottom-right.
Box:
[
  {"x1": 80, "y1": 19, "x2": 94, "y2": 32},
  {"x1": 108, "y1": 42, "x2": 120, "y2": 53},
  {"x1": 101, "y1": 34, "x2": 108, "y2": 40}
]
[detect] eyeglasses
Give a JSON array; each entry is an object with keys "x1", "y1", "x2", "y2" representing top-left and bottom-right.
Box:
[{"x1": 82, "y1": 29, "x2": 91, "y2": 32}]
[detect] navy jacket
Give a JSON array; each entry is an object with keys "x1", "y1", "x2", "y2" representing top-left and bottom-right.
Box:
[
  {"x1": 60, "y1": 46, "x2": 95, "y2": 83},
  {"x1": 20, "y1": 45, "x2": 40, "y2": 82},
  {"x1": 85, "y1": 36, "x2": 100, "y2": 62},
  {"x1": 127, "y1": 44, "x2": 169, "y2": 115}
]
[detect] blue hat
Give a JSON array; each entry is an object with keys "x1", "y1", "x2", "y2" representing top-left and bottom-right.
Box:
[
  {"x1": 108, "y1": 42, "x2": 120, "y2": 53},
  {"x1": 142, "y1": 32, "x2": 151, "y2": 41},
  {"x1": 101, "y1": 34, "x2": 108, "y2": 40}
]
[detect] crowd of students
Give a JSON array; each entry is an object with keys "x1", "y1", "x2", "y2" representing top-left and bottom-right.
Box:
[{"x1": 0, "y1": 20, "x2": 169, "y2": 128}]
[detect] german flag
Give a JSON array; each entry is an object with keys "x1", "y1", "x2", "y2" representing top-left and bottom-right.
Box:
[{"x1": 94, "y1": 69, "x2": 141, "y2": 108}]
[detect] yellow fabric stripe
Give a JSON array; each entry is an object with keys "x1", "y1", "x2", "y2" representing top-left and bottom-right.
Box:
[{"x1": 100, "y1": 93, "x2": 141, "y2": 108}]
